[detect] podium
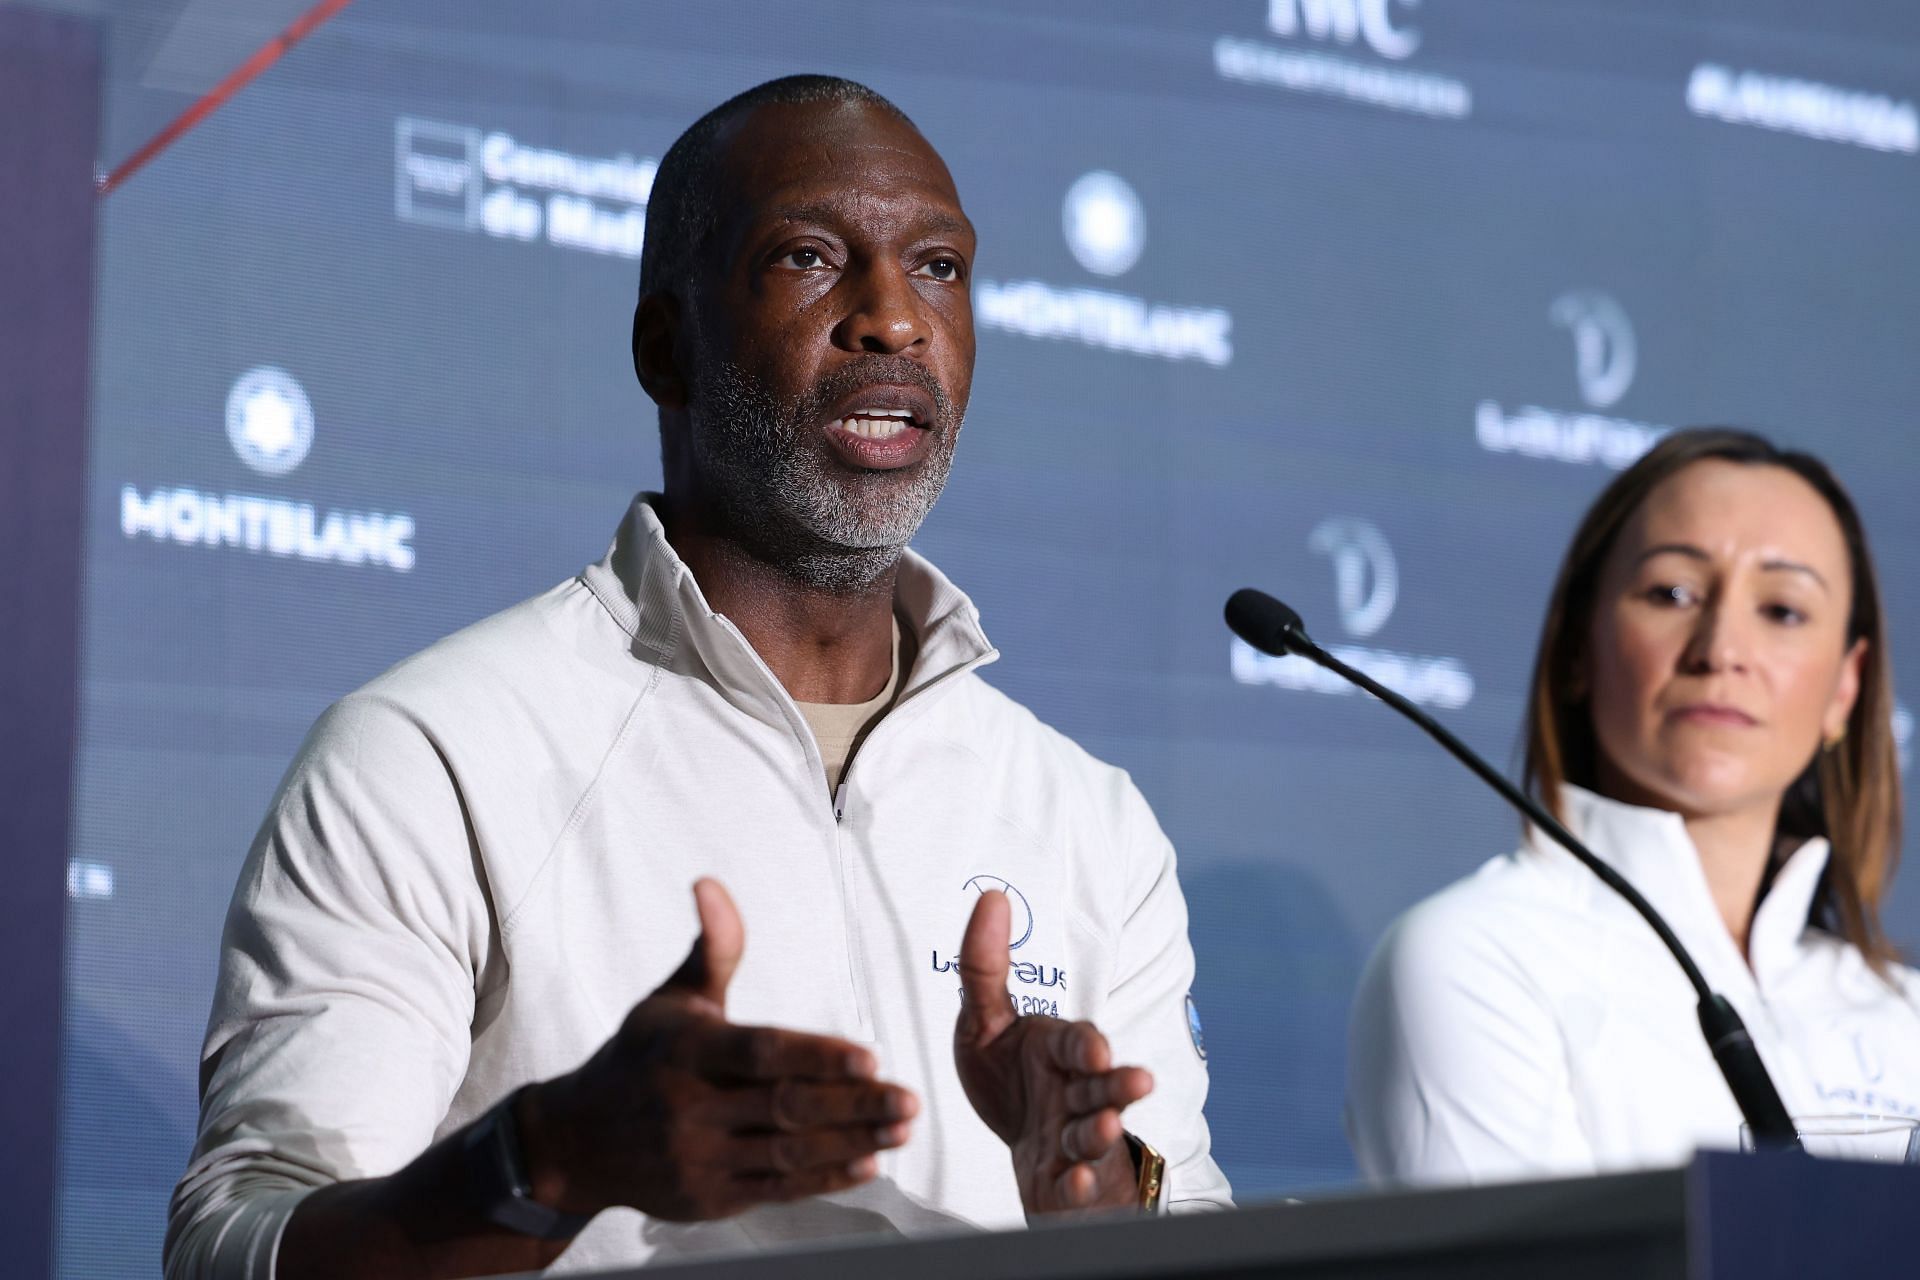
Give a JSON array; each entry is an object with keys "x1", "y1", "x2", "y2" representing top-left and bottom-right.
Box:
[{"x1": 557, "y1": 1152, "x2": 1919, "y2": 1279}]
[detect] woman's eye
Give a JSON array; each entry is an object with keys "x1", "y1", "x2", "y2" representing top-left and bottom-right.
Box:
[
  {"x1": 1762, "y1": 602, "x2": 1809, "y2": 626},
  {"x1": 778, "y1": 247, "x2": 826, "y2": 270},
  {"x1": 915, "y1": 257, "x2": 961, "y2": 281},
  {"x1": 1646, "y1": 583, "x2": 1696, "y2": 607}
]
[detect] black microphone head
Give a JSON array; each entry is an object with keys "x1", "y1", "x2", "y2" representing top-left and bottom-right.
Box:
[{"x1": 1225, "y1": 588, "x2": 1311, "y2": 657}]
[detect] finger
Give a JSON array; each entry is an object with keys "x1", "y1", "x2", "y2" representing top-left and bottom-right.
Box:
[
  {"x1": 1063, "y1": 1067, "x2": 1154, "y2": 1117},
  {"x1": 1046, "y1": 1020, "x2": 1112, "y2": 1076},
  {"x1": 956, "y1": 890, "x2": 1015, "y2": 1043},
  {"x1": 732, "y1": 1156, "x2": 880, "y2": 1207},
  {"x1": 727, "y1": 1120, "x2": 911, "y2": 1176},
  {"x1": 689, "y1": 1023, "x2": 877, "y2": 1083},
  {"x1": 1053, "y1": 1161, "x2": 1098, "y2": 1208},
  {"x1": 707, "y1": 1079, "x2": 919, "y2": 1132},
  {"x1": 1061, "y1": 1109, "x2": 1123, "y2": 1163},
  {"x1": 657, "y1": 878, "x2": 745, "y2": 1011}
]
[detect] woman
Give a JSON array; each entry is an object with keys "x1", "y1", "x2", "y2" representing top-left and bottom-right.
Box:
[{"x1": 1347, "y1": 428, "x2": 1920, "y2": 1184}]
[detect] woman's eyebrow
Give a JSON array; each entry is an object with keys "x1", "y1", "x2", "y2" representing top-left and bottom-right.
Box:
[
  {"x1": 1760, "y1": 558, "x2": 1829, "y2": 593},
  {"x1": 1634, "y1": 543, "x2": 1830, "y2": 593}
]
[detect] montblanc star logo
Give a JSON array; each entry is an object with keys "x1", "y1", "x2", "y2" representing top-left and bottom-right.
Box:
[
  {"x1": 1062, "y1": 171, "x2": 1145, "y2": 278},
  {"x1": 225, "y1": 366, "x2": 314, "y2": 476}
]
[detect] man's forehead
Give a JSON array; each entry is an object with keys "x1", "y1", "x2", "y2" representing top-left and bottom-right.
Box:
[{"x1": 712, "y1": 99, "x2": 964, "y2": 219}]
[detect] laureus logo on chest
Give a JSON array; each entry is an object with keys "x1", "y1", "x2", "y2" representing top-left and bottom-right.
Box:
[
  {"x1": 930, "y1": 875, "x2": 1068, "y2": 998},
  {"x1": 929, "y1": 952, "x2": 1069, "y2": 990}
]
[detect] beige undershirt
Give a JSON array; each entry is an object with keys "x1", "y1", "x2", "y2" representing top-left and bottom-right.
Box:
[{"x1": 794, "y1": 615, "x2": 907, "y2": 795}]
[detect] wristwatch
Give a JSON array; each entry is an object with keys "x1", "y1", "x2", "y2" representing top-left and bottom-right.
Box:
[
  {"x1": 460, "y1": 1086, "x2": 595, "y2": 1240},
  {"x1": 1123, "y1": 1131, "x2": 1166, "y2": 1213}
]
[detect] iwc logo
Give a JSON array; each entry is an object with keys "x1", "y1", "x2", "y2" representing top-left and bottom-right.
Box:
[
  {"x1": 1062, "y1": 171, "x2": 1145, "y2": 278},
  {"x1": 226, "y1": 366, "x2": 314, "y2": 476},
  {"x1": 1214, "y1": 0, "x2": 1472, "y2": 122},
  {"x1": 1266, "y1": 0, "x2": 1422, "y2": 61}
]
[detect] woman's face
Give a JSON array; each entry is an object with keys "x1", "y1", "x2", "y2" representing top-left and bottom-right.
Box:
[{"x1": 1584, "y1": 459, "x2": 1865, "y2": 821}]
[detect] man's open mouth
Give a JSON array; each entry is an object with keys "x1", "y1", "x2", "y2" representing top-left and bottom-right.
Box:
[
  {"x1": 823, "y1": 381, "x2": 937, "y2": 435},
  {"x1": 830, "y1": 407, "x2": 924, "y2": 441}
]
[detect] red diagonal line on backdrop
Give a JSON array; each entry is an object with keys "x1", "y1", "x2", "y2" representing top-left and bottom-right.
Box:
[{"x1": 97, "y1": 0, "x2": 356, "y2": 197}]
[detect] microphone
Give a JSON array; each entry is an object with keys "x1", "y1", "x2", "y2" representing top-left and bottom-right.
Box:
[{"x1": 1224, "y1": 587, "x2": 1800, "y2": 1150}]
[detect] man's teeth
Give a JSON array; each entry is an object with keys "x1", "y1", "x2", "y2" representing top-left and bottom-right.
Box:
[{"x1": 833, "y1": 408, "x2": 916, "y2": 440}]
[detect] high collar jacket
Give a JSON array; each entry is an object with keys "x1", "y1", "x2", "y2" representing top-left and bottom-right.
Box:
[
  {"x1": 1347, "y1": 784, "x2": 1920, "y2": 1185},
  {"x1": 166, "y1": 496, "x2": 1229, "y2": 1279}
]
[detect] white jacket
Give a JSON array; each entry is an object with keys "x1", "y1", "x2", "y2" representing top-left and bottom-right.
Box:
[
  {"x1": 1347, "y1": 784, "x2": 1920, "y2": 1185},
  {"x1": 165, "y1": 495, "x2": 1229, "y2": 1279}
]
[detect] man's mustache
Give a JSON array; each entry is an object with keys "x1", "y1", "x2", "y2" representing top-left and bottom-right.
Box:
[{"x1": 804, "y1": 356, "x2": 955, "y2": 427}]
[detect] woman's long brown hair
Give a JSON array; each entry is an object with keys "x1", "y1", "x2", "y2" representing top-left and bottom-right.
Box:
[{"x1": 1522, "y1": 427, "x2": 1902, "y2": 970}]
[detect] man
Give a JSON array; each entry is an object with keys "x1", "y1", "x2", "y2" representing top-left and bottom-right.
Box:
[{"x1": 165, "y1": 75, "x2": 1229, "y2": 1280}]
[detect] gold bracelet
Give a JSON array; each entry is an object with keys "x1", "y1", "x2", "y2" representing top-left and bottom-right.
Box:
[{"x1": 1123, "y1": 1131, "x2": 1165, "y2": 1213}]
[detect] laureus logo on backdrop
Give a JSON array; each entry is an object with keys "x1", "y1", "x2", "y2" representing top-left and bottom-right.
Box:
[
  {"x1": 1686, "y1": 63, "x2": 1918, "y2": 156},
  {"x1": 974, "y1": 170, "x2": 1233, "y2": 367},
  {"x1": 1214, "y1": 0, "x2": 1472, "y2": 121},
  {"x1": 1474, "y1": 290, "x2": 1670, "y2": 470},
  {"x1": 394, "y1": 116, "x2": 655, "y2": 259},
  {"x1": 1312, "y1": 516, "x2": 1397, "y2": 637},
  {"x1": 1230, "y1": 516, "x2": 1475, "y2": 710},
  {"x1": 1552, "y1": 291, "x2": 1636, "y2": 411},
  {"x1": 118, "y1": 367, "x2": 416, "y2": 572}
]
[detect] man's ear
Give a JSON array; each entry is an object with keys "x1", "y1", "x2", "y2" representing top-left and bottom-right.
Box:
[{"x1": 633, "y1": 292, "x2": 687, "y2": 409}]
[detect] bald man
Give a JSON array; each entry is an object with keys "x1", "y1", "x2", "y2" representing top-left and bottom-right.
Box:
[{"x1": 166, "y1": 75, "x2": 1230, "y2": 1280}]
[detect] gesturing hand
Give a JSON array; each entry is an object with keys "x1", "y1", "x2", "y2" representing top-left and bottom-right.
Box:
[
  {"x1": 951, "y1": 889, "x2": 1154, "y2": 1218},
  {"x1": 522, "y1": 879, "x2": 919, "y2": 1222}
]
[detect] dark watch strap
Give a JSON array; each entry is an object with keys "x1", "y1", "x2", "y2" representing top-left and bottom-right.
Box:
[{"x1": 460, "y1": 1086, "x2": 594, "y2": 1240}]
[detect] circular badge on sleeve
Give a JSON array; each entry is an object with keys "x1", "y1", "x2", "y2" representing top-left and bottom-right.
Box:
[{"x1": 1185, "y1": 992, "x2": 1207, "y2": 1061}]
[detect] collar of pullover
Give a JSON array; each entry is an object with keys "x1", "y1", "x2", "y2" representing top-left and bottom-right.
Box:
[
  {"x1": 581, "y1": 492, "x2": 1000, "y2": 734},
  {"x1": 1527, "y1": 784, "x2": 1831, "y2": 994}
]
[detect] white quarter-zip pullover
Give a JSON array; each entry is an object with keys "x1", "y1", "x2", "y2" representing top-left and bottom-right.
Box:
[
  {"x1": 164, "y1": 496, "x2": 1229, "y2": 1279},
  {"x1": 1347, "y1": 785, "x2": 1920, "y2": 1186}
]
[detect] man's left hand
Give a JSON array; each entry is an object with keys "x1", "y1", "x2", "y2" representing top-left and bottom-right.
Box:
[{"x1": 951, "y1": 890, "x2": 1154, "y2": 1218}]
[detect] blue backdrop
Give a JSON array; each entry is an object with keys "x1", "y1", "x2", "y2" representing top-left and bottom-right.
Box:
[{"x1": 50, "y1": 2, "x2": 1920, "y2": 1275}]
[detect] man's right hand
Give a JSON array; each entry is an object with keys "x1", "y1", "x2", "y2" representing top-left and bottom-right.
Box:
[{"x1": 519, "y1": 878, "x2": 918, "y2": 1223}]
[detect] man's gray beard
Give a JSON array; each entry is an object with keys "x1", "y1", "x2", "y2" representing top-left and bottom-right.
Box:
[{"x1": 688, "y1": 359, "x2": 960, "y2": 593}]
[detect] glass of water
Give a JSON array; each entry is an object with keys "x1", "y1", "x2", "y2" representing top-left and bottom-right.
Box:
[{"x1": 1741, "y1": 1115, "x2": 1920, "y2": 1163}]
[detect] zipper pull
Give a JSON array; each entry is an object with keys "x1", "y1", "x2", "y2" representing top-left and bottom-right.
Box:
[{"x1": 833, "y1": 780, "x2": 848, "y2": 824}]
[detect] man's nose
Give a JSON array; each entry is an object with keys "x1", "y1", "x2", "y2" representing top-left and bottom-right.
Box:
[{"x1": 833, "y1": 262, "x2": 929, "y2": 356}]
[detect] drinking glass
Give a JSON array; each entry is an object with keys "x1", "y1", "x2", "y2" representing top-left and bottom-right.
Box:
[{"x1": 1740, "y1": 1114, "x2": 1920, "y2": 1163}]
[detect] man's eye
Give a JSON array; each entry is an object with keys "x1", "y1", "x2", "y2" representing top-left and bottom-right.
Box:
[
  {"x1": 778, "y1": 248, "x2": 826, "y2": 270},
  {"x1": 915, "y1": 257, "x2": 961, "y2": 281}
]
